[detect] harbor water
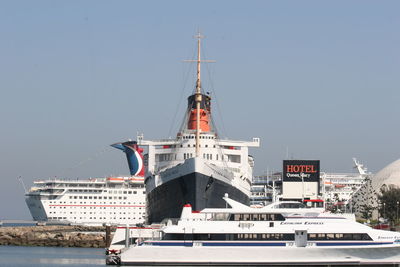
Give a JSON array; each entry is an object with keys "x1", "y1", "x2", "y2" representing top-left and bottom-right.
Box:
[{"x1": 0, "y1": 246, "x2": 105, "y2": 267}]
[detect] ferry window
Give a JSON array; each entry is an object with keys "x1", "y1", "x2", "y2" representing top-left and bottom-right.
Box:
[
  {"x1": 353, "y1": 234, "x2": 361, "y2": 240},
  {"x1": 216, "y1": 154, "x2": 218, "y2": 160},
  {"x1": 84, "y1": 196, "x2": 87, "y2": 199},
  {"x1": 343, "y1": 234, "x2": 353, "y2": 240},
  {"x1": 269, "y1": 222, "x2": 274, "y2": 227},
  {"x1": 326, "y1": 234, "x2": 335, "y2": 240},
  {"x1": 242, "y1": 214, "x2": 250, "y2": 221},
  {"x1": 335, "y1": 233, "x2": 343, "y2": 239},
  {"x1": 362, "y1": 234, "x2": 372, "y2": 240},
  {"x1": 128, "y1": 191, "x2": 132, "y2": 194},
  {"x1": 317, "y1": 234, "x2": 326, "y2": 240},
  {"x1": 123, "y1": 191, "x2": 127, "y2": 194}
]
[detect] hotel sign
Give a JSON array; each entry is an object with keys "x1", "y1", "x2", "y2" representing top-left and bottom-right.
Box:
[{"x1": 283, "y1": 160, "x2": 320, "y2": 182}]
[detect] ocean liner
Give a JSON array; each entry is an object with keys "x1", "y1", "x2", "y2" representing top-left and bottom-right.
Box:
[
  {"x1": 25, "y1": 142, "x2": 146, "y2": 225},
  {"x1": 114, "y1": 34, "x2": 260, "y2": 223}
]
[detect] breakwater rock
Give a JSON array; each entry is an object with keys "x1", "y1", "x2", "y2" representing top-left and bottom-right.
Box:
[{"x1": 0, "y1": 225, "x2": 111, "y2": 248}]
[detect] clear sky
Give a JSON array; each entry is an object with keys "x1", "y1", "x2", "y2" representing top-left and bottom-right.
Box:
[{"x1": 0, "y1": 1, "x2": 399, "y2": 219}]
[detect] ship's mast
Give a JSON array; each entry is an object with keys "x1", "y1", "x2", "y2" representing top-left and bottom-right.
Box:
[
  {"x1": 195, "y1": 32, "x2": 202, "y2": 157},
  {"x1": 184, "y1": 32, "x2": 215, "y2": 157}
]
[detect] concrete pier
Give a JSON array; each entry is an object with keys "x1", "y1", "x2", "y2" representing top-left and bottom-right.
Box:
[{"x1": 0, "y1": 225, "x2": 114, "y2": 248}]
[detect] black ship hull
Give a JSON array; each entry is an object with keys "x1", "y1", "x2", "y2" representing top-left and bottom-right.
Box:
[{"x1": 146, "y1": 172, "x2": 249, "y2": 224}]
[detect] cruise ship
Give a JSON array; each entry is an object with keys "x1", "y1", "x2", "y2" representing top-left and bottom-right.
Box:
[
  {"x1": 114, "y1": 33, "x2": 260, "y2": 224},
  {"x1": 25, "y1": 142, "x2": 146, "y2": 225}
]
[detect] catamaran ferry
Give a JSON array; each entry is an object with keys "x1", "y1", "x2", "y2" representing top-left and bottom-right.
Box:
[
  {"x1": 25, "y1": 142, "x2": 147, "y2": 225},
  {"x1": 114, "y1": 196, "x2": 400, "y2": 265}
]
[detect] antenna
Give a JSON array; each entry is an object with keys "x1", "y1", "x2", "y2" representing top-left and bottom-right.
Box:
[{"x1": 17, "y1": 176, "x2": 27, "y2": 194}]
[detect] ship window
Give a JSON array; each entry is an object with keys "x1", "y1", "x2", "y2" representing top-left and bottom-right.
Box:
[
  {"x1": 308, "y1": 233, "x2": 372, "y2": 241},
  {"x1": 227, "y1": 154, "x2": 241, "y2": 163}
]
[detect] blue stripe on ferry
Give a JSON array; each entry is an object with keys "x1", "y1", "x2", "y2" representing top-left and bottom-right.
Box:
[
  {"x1": 316, "y1": 242, "x2": 393, "y2": 246},
  {"x1": 146, "y1": 242, "x2": 286, "y2": 247},
  {"x1": 146, "y1": 242, "x2": 193, "y2": 246},
  {"x1": 203, "y1": 242, "x2": 286, "y2": 247}
]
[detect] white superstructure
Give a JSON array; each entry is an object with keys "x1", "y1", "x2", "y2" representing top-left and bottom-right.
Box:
[{"x1": 25, "y1": 176, "x2": 146, "y2": 225}]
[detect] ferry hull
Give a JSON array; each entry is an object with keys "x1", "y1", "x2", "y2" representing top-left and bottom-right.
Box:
[
  {"x1": 146, "y1": 171, "x2": 249, "y2": 223},
  {"x1": 120, "y1": 245, "x2": 400, "y2": 266}
]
